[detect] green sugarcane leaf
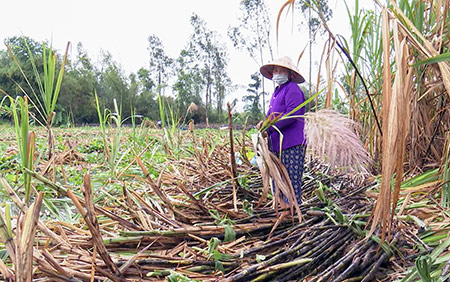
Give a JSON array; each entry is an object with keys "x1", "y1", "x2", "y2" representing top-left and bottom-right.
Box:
[
  {"x1": 435, "y1": 252, "x2": 450, "y2": 264},
  {"x1": 51, "y1": 43, "x2": 69, "y2": 115},
  {"x1": 207, "y1": 237, "x2": 221, "y2": 257},
  {"x1": 415, "y1": 255, "x2": 434, "y2": 282},
  {"x1": 224, "y1": 224, "x2": 236, "y2": 242},
  {"x1": 415, "y1": 53, "x2": 450, "y2": 66},
  {"x1": 215, "y1": 260, "x2": 224, "y2": 272}
]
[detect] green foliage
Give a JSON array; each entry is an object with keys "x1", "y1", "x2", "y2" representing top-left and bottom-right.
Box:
[
  {"x1": 5, "y1": 95, "x2": 34, "y2": 203},
  {"x1": 228, "y1": 0, "x2": 272, "y2": 64},
  {"x1": 207, "y1": 237, "x2": 232, "y2": 272},
  {"x1": 297, "y1": 0, "x2": 333, "y2": 39},
  {"x1": 58, "y1": 43, "x2": 98, "y2": 124},
  {"x1": 147, "y1": 34, "x2": 173, "y2": 88},
  {"x1": 242, "y1": 72, "x2": 263, "y2": 123},
  {"x1": 209, "y1": 210, "x2": 236, "y2": 242},
  {"x1": 189, "y1": 14, "x2": 231, "y2": 119},
  {"x1": 166, "y1": 271, "x2": 200, "y2": 282},
  {"x1": 0, "y1": 27, "x2": 233, "y2": 126}
]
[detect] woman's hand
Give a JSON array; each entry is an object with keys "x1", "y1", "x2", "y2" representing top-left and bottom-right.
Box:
[
  {"x1": 256, "y1": 121, "x2": 268, "y2": 138},
  {"x1": 256, "y1": 121, "x2": 264, "y2": 130}
]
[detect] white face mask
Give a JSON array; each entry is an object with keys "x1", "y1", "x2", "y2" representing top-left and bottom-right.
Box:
[{"x1": 272, "y1": 73, "x2": 289, "y2": 85}]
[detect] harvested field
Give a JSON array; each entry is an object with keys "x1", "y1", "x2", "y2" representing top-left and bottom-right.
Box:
[{"x1": 0, "y1": 125, "x2": 430, "y2": 282}]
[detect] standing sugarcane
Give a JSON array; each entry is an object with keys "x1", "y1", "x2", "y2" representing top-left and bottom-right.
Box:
[{"x1": 6, "y1": 39, "x2": 70, "y2": 160}]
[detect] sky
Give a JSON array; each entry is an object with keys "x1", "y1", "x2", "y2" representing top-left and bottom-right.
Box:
[{"x1": 0, "y1": 0, "x2": 375, "y2": 110}]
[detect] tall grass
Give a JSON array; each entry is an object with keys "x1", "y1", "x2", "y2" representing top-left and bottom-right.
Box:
[
  {"x1": 1, "y1": 95, "x2": 35, "y2": 203},
  {"x1": 6, "y1": 39, "x2": 70, "y2": 159},
  {"x1": 94, "y1": 93, "x2": 127, "y2": 177},
  {"x1": 158, "y1": 93, "x2": 182, "y2": 155}
]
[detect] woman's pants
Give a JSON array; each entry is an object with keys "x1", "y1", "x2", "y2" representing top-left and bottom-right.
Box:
[{"x1": 279, "y1": 144, "x2": 306, "y2": 205}]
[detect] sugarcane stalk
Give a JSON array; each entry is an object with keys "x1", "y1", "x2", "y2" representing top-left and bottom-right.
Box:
[
  {"x1": 341, "y1": 277, "x2": 364, "y2": 282},
  {"x1": 129, "y1": 190, "x2": 181, "y2": 228},
  {"x1": 118, "y1": 240, "x2": 156, "y2": 273},
  {"x1": 38, "y1": 268, "x2": 83, "y2": 282},
  {"x1": 227, "y1": 102, "x2": 240, "y2": 211},
  {"x1": 84, "y1": 173, "x2": 125, "y2": 280},
  {"x1": 333, "y1": 256, "x2": 362, "y2": 281},
  {"x1": 41, "y1": 248, "x2": 72, "y2": 279},
  {"x1": 304, "y1": 229, "x2": 354, "y2": 278},
  {"x1": 274, "y1": 229, "x2": 354, "y2": 282},
  {"x1": 231, "y1": 232, "x2": 306, "y2": 259},
  {"x1": 23, "y1": 168, "x2": 141, "y2": 230},
  {"x1": 251, "y1": 258, "x2": 313, "y2": 280},
  {"x1": 119, "y1": 222, "x2": 275, "y2": 238},
  {"x1": 309, "y1": 238, "x2": 369, "y2": 282},
  {"x1": 67, "y1": 184, "x2": 124, "y2": 281},
  {"x1": 267, "y1": 217, "x2": 324, "y2": 240},
  {"x1": 222, "y1": 228, "x2": 334, "y2": 282},
  {"x1": 294, "y1": 228, "x2": 346, "y2": 258},
  {"x1": 315, "y1": 242, "x2": 371, "y2": 282},
  {"x1": 185, "y1": 265, "x2": 216, "y2": 273},
  {"x1": 361, "y1": 253, "x2": 388, "y2": 282},
  {"x1": 178, "y1": 182, "x2": 209, "y2": 213}
]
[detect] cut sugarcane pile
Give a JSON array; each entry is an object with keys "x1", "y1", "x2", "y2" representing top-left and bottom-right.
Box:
[
  {"x1": 3, "y1": 161, "x2": 410, "y2": 282},
  {"x1": 0, "y1": 127, "x2": 416, "y2": 282}
]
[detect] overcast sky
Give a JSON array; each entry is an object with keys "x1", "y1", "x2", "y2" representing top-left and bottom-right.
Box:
[{"x1": 0, "y1": 0, "x2": 375, "y2": 109}]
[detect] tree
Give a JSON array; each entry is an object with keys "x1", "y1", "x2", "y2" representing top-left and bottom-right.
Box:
[
  {"x1": 58, "y1": 43, "x2": 98, "y2": 125},
  {"x1": 173, "y1": 49, "x2": 203, "y2": 117},
  {"x1": 296, "y1": 0, "x2": 333, "y2": 94},
  {"x1": 0, "y1": 37, "x2": 44, "y2": 101},
  {"x1": 147, "y1": 34, "x2": 173, "y2": 94},
  {"x1": 98, "y1": 51, "x2": 133, "y2": 119},
  {"x1": 135, "y1": 67, "x2": 159, "y2": 120},
  {"x1": 228, "y1": 0, "x2": 274, "y2": 114},
  {"x1": 212, "y1": 44, "x2": 232, "y2": 122},
  {"x1": 243, "y1": 72, "x2": 263, "y2": 123},
  {"x1": 189, "y1": 13, "x2": 231, "y2": 123}
]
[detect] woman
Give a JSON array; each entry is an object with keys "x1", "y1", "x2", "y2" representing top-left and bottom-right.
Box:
[{"x1": 259, "y1": 56, "x2": 306, "y2": 205}]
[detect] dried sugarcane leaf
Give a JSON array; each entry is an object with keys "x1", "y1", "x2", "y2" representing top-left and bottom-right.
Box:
[
  {"x1": 368, "y1": 7, "x2": 393, "y2": 242},
  {"x1": 16, "y1": 192, "x2": 43, "y2": 282}
]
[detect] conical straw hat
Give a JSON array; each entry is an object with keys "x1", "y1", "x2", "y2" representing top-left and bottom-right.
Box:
[{"x1": 260, "y1": 56, "x2": 305, "y2": 83}]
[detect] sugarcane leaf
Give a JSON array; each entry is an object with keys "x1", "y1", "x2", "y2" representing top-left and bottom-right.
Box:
[
  {"x1": 421, "y1": 233, "x2": 447, "y2": 244},
  {"x1": 146, "y1": 269, "x2": 171, "y2": 277},
  {"x1": 333, "y1": 205, "x2": 346, "y2": 223},
  {"x1": 223, "y1": 225, "x2": 236, "y2": 242},
  {"x1": 207, "y1": 237, "x2": 221, "y2": 257},
  {"x1": 315, "y1": 183, "x2": 326, "y2": 202},
  {"x1": 415, "y1": 255, "x2": 434, "y2": 282},
  {"x1": 405, "y1": 215, "x2": 427, "y2": 228},
  {"x1": 4, "y1": 204, "x2": 12, "y2": 238},
  {"x1": 434, "y1": 252, "x2": 450, "y2": 264},
  {"x1": 256, "y1": 254, "x2": 266, "y2": 262},
  {"x1": 415, "y1": 52, "x2": 450, "y2": 66},
  {"x1": 166, "y1": 271, "x2": 199, "y2": 282},
  {"x1": 215, "y1": 260, "x2": 224, "y2": 272}
]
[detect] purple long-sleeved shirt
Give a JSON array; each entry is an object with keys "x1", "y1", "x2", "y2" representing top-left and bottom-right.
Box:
[{"x1": 266, "y1": 81, "x2": 306, "y2": 153}]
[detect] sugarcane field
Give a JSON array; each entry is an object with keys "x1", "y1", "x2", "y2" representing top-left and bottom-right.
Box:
[{"x1": 0, "y1": 0, "x2": 449, "y2": 281}]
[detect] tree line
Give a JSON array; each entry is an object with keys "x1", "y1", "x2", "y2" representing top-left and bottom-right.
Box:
[
  {"x1": 0, "y1": 12, "x2": 264, "y2": 127},
  {"x1": 0, "y1": 0, "x2": 332, "y2": 127}
]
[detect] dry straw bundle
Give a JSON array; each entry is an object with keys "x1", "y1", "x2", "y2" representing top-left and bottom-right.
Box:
[{"x1": 304, "y1": 109, "x2": 372, "y2": 174}]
